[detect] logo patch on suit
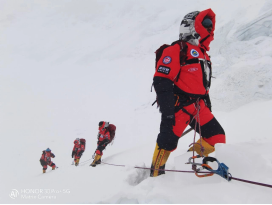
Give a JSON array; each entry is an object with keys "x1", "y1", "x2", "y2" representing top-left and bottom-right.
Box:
[
  {"x1": 190, "y1": 49, "x2": 199, "y2": 57},
  {"x1": 188, "y1": 67, "x2": 198, "y2": 72},
  {"x1": 157, "y1": 66, "x2": 170, "y2": 75},
  {"x1": 162, "y1": 56, "x2": 172, "y2": 64}
]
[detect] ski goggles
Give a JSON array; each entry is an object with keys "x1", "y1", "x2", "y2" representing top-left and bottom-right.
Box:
[{"x1": 202, "y1": 18, "x2": 213, "y2": 28}]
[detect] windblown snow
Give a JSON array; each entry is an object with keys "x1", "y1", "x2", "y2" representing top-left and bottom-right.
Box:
[{"x1": 0, "y1": 0, "x2": 272, "y2": 203}]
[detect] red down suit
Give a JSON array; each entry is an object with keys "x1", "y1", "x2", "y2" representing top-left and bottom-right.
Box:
[
  {"x1": 72, "y1": 140, "x2": 85, "y2": 160},
  {"x1": 40, "y1": 151, "x2": 56, "y2": 170},
  {"x1": 95, "y1": 127, "x2": 111, "y2": 156},
  {"x1": 154, "y1": 9, "x2": 225, "y2": 152}
]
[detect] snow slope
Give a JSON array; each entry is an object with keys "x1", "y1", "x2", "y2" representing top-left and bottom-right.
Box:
[{"x1": 0, "y1": 0, "x2": 272, "y2": 203}]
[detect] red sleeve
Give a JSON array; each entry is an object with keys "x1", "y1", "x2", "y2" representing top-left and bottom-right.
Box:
[
  {"x1": 98, "y1": 132, "x2": 105, "y2": 141},
  {"x1": 154, "y1": 44, "x2": 180, "y2": 81},
  {"x1": 73, "y1": 145, "x2": 76, "y2": 151}
]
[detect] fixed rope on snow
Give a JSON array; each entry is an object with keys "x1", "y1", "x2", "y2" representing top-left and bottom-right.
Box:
[{"x1": 101, "y1": 161, "x2": 272, "y2": 189}]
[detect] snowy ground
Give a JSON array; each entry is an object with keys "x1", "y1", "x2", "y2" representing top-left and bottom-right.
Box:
[{"x1": 1, "y1": 0, "x2": 272, "y2": 203}]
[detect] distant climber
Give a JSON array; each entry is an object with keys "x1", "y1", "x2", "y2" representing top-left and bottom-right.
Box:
[
  {"x1": 90, "y1": 121, "x2": 116, "y2": 167},
  {"x1": 72, "y1": 138, "x2": 86, "y2": 166},
  {"x1": 40, "y1": 148, "x2": 56, "y2": 173}
]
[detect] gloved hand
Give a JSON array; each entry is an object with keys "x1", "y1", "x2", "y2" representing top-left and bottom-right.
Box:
[
  {"x1": 72, "y1": 151, "x2": 75, "y2": 158},
  {"x1": 78, "y1": 151, "x2": 83, "y2": 157},
  {"x1": 161, "y1": 114, "x2": 175, "y2": 129},
  {"x1": 97, "y1": 133, "x2": 101, "y2": 140},
  {"x1": 51, "y1": 153, "x2": 55, "y2": 158}
]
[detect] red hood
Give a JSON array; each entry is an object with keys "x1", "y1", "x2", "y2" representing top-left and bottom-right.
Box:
[{"x1": 194, "y1": 9, "x2": 215, "y2": 51}]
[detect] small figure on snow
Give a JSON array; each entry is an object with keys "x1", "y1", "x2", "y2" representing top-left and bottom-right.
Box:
[
  {"x1": 72, "y1": 138, "x2": 86, "y2": 166},
  {"x1": 90, "y1": 121, "x2": 116, "y2": 167},
  {"x1": 150, "y1": 9, "x2": 226, "y2": 177},
  {"x1": 40, "y1": 148, "x2": 56, "y2": 173}
]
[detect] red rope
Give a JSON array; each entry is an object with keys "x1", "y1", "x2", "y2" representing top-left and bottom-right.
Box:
[
  {"x1": 230, "y1": 177, "x2": 272, "y2": 188},
  {"x1": 101, "y1": 161, "x2": 210, "y2": 174},
  {"x1": 190, "y1": 98, "x2": 204, "y2": 169},
  {"x1": 101, "y1": 161, "x2": 272, "y2": 189}
]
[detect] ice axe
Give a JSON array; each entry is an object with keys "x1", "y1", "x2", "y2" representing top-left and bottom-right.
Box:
[{"x1": 180, "y1": 127, "x2": 193, "y2": 137}]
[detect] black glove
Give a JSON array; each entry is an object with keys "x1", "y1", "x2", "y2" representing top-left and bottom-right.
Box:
[
  {"x1": 153, "y1": 76, "x2": 175, "y2": 116},
  {"x1": 72, "y1": 151, "x2": 75, "y2": 158},
  {"x1": 51, "y1": 153, "x2": 55, "y2": 158},
  {"x1": 161, "y1": 114, "x2": 175, "y2": 129}
]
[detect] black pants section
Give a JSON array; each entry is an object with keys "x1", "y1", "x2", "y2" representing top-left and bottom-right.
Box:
[
  {"x1": 189, "y1": 117, "x2": 225, "y2": 140},
  {"x1": 97, "y1": 145, "x2": 106, "y2": 153}
]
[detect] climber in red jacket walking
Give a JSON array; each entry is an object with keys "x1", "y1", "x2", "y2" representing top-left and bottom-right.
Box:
[
  {"x1": 90, "y1": 121, "x2": 116, "y2": 167},
  {"x1": 40, "y1": 148, "x2": 56, "y2": 173},
  {"x1": 72, "y1": 138, "x2": 86, "y2": 166}
]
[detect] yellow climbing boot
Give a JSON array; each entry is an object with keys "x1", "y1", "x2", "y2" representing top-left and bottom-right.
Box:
[
  {"x1": 150, "y1": 143, "x2": 171, "y2": 177},
  {"x1": 188, "y1": 138, "x2": 215, "y2": 157},
  {"x1": 90, "y1": 154, "x2": 101, "y2": 167},
  {"x1": 75, "y1": 158, "x2": 80, "y2": 166},
  {"x1": 43, "y1": 169, "x2": 46, "y2": 173}
]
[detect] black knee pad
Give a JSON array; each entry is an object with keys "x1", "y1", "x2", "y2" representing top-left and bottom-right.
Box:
[
  {"x1": 157, "y1": 128, "x2": 179, "y2": 151},
  {"x1": 190, "y1": 117, "x2": 225, "y2": 139}
]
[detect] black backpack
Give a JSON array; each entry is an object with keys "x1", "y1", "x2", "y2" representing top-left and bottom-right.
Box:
[
  {"x1": 108, "y1": 124, "x2": 116, "y2": 143},
  {"x1": 80, "y1": 138, "x2": 86, "y2": 149},
  {"x1": 155, "y1": 40, "x2": 188, "y2": 71}
]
